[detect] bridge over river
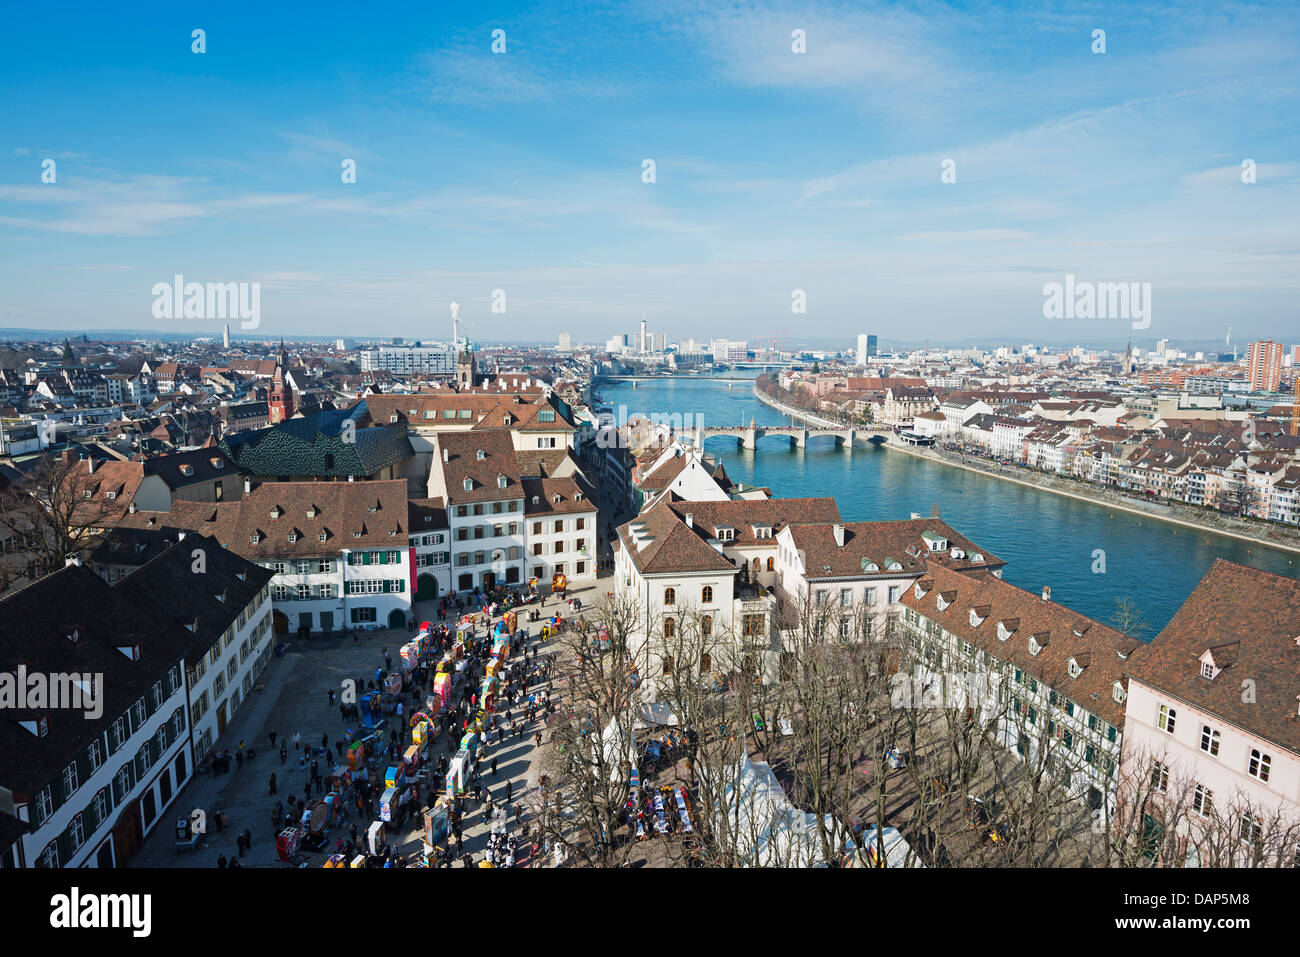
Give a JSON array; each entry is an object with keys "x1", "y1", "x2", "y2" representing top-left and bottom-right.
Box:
[{"x1": 692, "y1": 422, "x2": 893, "y2": 449}]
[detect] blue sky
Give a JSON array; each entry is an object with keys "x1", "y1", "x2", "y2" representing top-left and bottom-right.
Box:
[{"x1": 1, "y1": 1, "x2": 1298, "y2": 347}]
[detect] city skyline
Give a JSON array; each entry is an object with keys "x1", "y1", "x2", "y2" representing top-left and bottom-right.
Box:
[{"x1": 1, "y1": 2, "x2": 1298, "y2": 342}]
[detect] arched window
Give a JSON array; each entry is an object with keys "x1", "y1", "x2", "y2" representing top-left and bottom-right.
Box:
[
  {"x1": 664, "y1": 618, "x2": 676, "y2": 639},
  {"x1": 766, "y1": 557, "x2": 774, "y2": 571},
  {"x1": 663, "y1": 587, "x2": 676, "y2": 605},
  {"x1": 752, "y1": 557, "x2": 760, "y2": 570},
  {"x1": 700, "y1": 652, "x2": 712, "y2": 671},
  {"x1": 662, "y1": 655, "x2": 674, "y2": 675},
  {"x1": 701, "y1": 585, "x2": 713, "y2": 604},
  {"x1": 701, "y1": 616, "x2": 713, "y2": 637}
]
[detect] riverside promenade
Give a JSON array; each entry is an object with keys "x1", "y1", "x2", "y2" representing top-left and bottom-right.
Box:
[{"x1": 751, "y1": 383, "x2": 1300, "y2": 557}]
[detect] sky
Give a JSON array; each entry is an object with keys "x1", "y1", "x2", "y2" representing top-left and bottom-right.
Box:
[{"x1": 1, "y1": 1, "x2": 1298, "y2": 348}]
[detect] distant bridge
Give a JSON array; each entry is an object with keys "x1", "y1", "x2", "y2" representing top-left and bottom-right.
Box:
[
  {"x1": 598, "y1": 376, "x2": 752, "y2": 387},
  {"x1": 692, "y1": 423, "x2": 892, "y2": 450}
]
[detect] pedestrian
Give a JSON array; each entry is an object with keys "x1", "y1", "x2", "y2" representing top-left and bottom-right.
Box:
[
  {"x1": 279, "y1": 742, "x2": 287, "y2": 765},
  {"x1": 328, "y1": 688, "x2": 335, "y2": 706},
  {"x1": 269, "y1": 772, "x2": 277, "y2": 795},
  {"x1": 217, "y1": 854, "x2": 228, "y2": 869},
  {"x1": 321, "y1": 733, "x2": 329, "y2": 753},
  {"x1": 268, "y1": 730, "x2": 277, "y2": 747},
  {"x1": 506, "y1": 779, "x2": 512, "y2": 803},
  {"x1": 293, "y1": 731, "x2": 301, "y2": 751}
]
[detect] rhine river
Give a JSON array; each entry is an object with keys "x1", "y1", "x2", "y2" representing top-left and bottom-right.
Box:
[{"x1": 599, "y1": 374, "x2": 1300, "y2": 634}]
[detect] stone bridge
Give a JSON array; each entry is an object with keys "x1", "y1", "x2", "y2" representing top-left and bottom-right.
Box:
[{"x1": 692, "y1": 422, "x2": 892, "y2": 450}]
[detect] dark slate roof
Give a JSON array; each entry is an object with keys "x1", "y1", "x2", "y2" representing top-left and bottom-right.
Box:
[
  {"x1": 141, "y1": 446, "x2": 235, "y2": 490},
  {"x1": 116, "y1": 533, "x2": 273, "y2": 659},
  {"x1": 217, "y1": 403, "x2": 413, "y2": 478},
  {"x1": 0, "y1": 565, "x2": 191, "y2": 796}
]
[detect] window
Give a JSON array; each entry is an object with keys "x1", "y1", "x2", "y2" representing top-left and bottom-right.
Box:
[
  {"x1": 742, "y1": 615, "x2": 764, "y2": 637},
  {"x1": 840, "y1": 588, "x2": 852, "y2": 607},
  {"x1": 1199, "y1": 725, "x2": 1220, "y2": 757},
  {"x1": 701, "y1": 616, "x2": 712, "y2": 637},
  {"x1": 865, "y1": 587, "x2": 876, "y2": 604},
  {"x1": 61, "y1": 762, "x2": 79, "y2": 798},
  {"x1": 1193, "y1": 785, "x2": 1213, "y2": 817},
  {"x1": 662, "y1": 656, "x2": 674, "y2": 676},
  {"x1": 663, "y1": 587, "x2": 676, "y2": 606},
  {"x1": 888, "y1": 586, "x2": 900, "y2": 603},
  {"x1": 663, "y1": 619, "x2": 675, "y2": 639},
  {"x1": 1157, "y1": 705, "x2": 1176, "y2": 734},
  {"x1": 1200, "y1": 660, "x2": 1215, "y2": 680},
  {"x1": 1248, "y1": 749, "x2": 1271, "y2": 783},
  {"x1": 702, "y1": 586, "x2": 713, "y2": 604},
  {"x1": 766, "y1": 557, "x2": 774, "y2": 571},
  {"x1": 1240, "y1": 814, "x2": 1262, "y2": 846},
  {"x1": 1150, "y1": 762, "x2": 1169, "y2": 793}
]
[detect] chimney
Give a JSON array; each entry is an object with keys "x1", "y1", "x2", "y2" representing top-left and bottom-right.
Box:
[
  {"x1": 833, "y1": 524, "x2": 846, "y2": 547},
  {"x1": 244, "y1": 477, "x2": 251, "y2": 494},
  {"x1": 1041, "y1": 585, "x2": 1051, "y2": 602},
  {"x1": 87, "y1": 456, "x2": 95, "y2": 474},
  {"x1": 684, "y1": 512, "x2": 693, "y2": 528},
  {"x1": 443, "y1": 448, "x2": 449, "y2": 463}
]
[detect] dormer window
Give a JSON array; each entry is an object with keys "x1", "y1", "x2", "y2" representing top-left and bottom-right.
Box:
[
  {"x1": 1112, "y1": 682, "x2": 1126, "y2": 703},
  {"x1": 936, "y1": 595, "x2": 950, "y2": 611},
  {"x1": 269, "y1": 506, "x2": 282, "y2": 519},
  {"x1": 179, "y1": 464, "x2": 194, "y2": 476},
  {"x1": 463, "y1": 478, "x2": 474, "y2": 492},
  {"x1": 288, "y1": 531, "x2": 298, "y2": 543},
  {"x1": 1028, "y1": 636, "x2": 1042, "y2": 656},
  {"x1": 971, "y1": 553, "x2": 984, "y2": 563},
  {"x1": 715, "y1": 527, "x2": 735, "y2": 542},
  {"x1": 887, "y1": 561, "x2": 902, "y2": 571},
  {"x1": 863, "y1": 561, "x2": 879, "y2": 573},
  {"x1": 1068, "y1": 658, "x2": 1082, "y2": 679},
  {"x1": 318, "y1": 532, "x2": 327, "y2": 542},
  {"x1": 499, "y1": 476, "x2": 508, "y2": 489},
  {"x1": 250, "y1": 532, "x2": 261, "y2": 544},
  {"x1": 476, "y1": 450, "x2": 486, "y2": 460},
  {"x1": 390, "y1": 414, "x2": 399, "y2": 423},
  {"x1": 531, "y1": 495, "x2": 540, "y2": 505}
]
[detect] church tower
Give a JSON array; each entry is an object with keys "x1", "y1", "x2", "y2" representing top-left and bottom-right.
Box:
[
  {"x1": 268, "y1": 338, "x2": 296, "y2": 423},
  {"x1": 456, "y1": 348, "x2": 477, "y2": 390}
]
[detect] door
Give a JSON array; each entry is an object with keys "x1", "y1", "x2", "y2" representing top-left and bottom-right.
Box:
[
  {"x1": 482, "y1": 571, "x2": 496, "y2": 591},
  {"x1": 320, "y1": 611, "x2": 333, "y2": 632},
  {"x1": 216, "y1": 700, "x2": 228, "y2": 736},
  {"x1": 387, "y1": 609, "x2": 406, "y2": 629},
  {"x1": 416, "y1": 574, "x2": 439, "y2": 600},
  {"x1": 273, "y1": 610, "x2": 289, "y2": 635}
]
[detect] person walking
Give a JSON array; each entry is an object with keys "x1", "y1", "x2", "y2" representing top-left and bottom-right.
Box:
[
  {"x1": 491, "y1": 757, "x2": 498, "y2": 777},
  {"x1": 269, "y1": 772, "x2": 277, "y2": 795},
  {"x1": 279, "y1": 741, "x2": 287, "y2": 765}
]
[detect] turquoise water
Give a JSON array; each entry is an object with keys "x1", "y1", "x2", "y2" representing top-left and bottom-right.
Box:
[{"x1": 598, "y1": 375, "x2": 1300, "y2": 633}]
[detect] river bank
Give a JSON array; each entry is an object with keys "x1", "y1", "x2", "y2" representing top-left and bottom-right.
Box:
[{"x1": 751, "y1": 382, "x2": 1300, "y2": 557}]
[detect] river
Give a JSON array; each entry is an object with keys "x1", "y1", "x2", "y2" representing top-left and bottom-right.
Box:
[{"x1": 597, "y1": 374, "x2": 1300, "y2": 634}]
